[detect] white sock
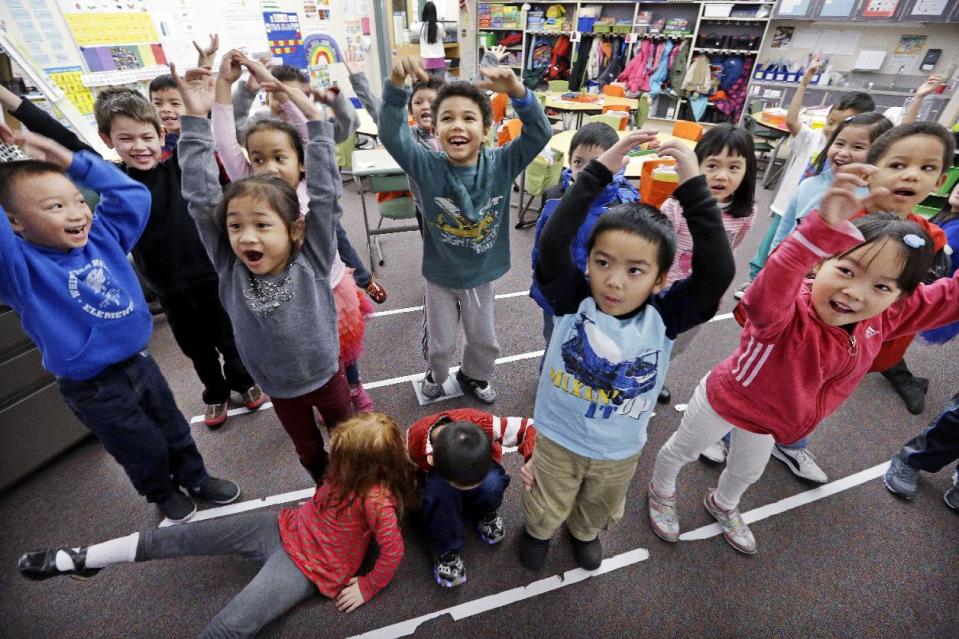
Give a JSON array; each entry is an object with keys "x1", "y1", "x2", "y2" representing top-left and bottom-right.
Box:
[{"x1": 83, "y1": 532, "x2": 140, "y2": 569}]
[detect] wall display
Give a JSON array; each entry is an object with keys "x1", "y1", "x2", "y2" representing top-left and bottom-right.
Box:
[
  {"x1": 45, "y1": 66, "x2": 94, "y2": 114},
  {"x1": 862, "y1": 0, "x2": 900, "y2": 16},
  {"x1": 909, "y1": 0, "x2": 949, "y2": 13},
  {"x1": 263, "y1": 11, "x2": 307, "y2": 67},
  {"x1": 63, "y1": 11, "x2": 159, "y2": 46},
  {"x1": 775, "y1": 0, "x2": 814, "y2": 17},
  {"x1": 818, "y1": 0, "x2": 859, "y2": 17},
  {"x1": 1, "y1": 0, "x2": 82, "y2": 68},
  {"x1": 894, "y1": 34, "x2": 927, "y2": 55},
  {"x1": 771, "y1": 26, "x2": 794, "y2": 47},
  {"x1": 304, "y1": 33, "x2": 343, "y2": 65}
]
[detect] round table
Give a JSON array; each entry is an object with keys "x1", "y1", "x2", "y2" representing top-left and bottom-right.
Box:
[
  {"x1": 541, "y1": 92, "x2": 639, "y2": 129},
  {"x1": 548, "y1": 129, "x2": 695, "y2": 179}
]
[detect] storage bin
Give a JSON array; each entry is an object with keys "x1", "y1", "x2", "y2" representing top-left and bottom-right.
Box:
[
  {"x1": 593, "y1": 24, "x2": 612, "y2": 32},
  {"x1": 612, "y1": 24, "x2": 632, "y2": 33},
  {"x1": 578, "y1": 17, "x2": 596, "y2": 31}
]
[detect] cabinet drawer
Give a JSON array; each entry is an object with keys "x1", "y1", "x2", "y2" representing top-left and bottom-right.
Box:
[{"x1": 0, "y1": 348, "x2": 53, "y2": 408}]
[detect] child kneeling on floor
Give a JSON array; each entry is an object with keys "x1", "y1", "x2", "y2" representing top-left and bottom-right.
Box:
[
  {"x1": 520, "y1": 131, "x2": 735, "y2": 570},
  {"x1": 407, "y1": 408, "x2": 536, "y2": 587},
  {"x1": 647, "y1": 162, "x2": 959, "y2": 555},
  {"x1": 18, "y1": 412, "x2": 417, "y2": 639}
]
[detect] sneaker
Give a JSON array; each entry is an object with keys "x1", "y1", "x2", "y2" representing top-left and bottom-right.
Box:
[
  {"x1": 18, "y1": 547, "x2": 100, "y2": 581},
  {"x1": 519, "y1": 530, "x2": 550, "y2": 570},
  {"x1": 477, "y1": 512, "x2": 505, "y2": 544},
  {"x1": 456, "y1": 370, "x2": 496, "y2": 404},
  {"x1": 647, "y1": 483, "x2": 680, "y2": 542},
  {"x1": 365, "y1": 277, "x2": 387, "y2": 304},
  {"x1": 188, "y1": 477, "x2": 241, "y2": 505},
  {"x1": 570, "y1": 535, "x2": 603, "y2": 570},
  {"x1": 883, "y1": 453, "x2": 920, "y2": 500},
  {"x1": 771, "y1": 445, "x2": 828, "y2": 483},
  {"x1": 204, "y1": 402, "x2": 228, "y2": 429},
  {"x1": 350, "y1": 383, "x2": 374, "y2": 412},
  {"x1": 433, "y1": 551, "x2": 466, "y2": 587},
  {"x1": 703, "y1": 489, "x2": 757, "y2": 554},
  {"x1": 881, "y1": 365, "x2": 929, "y2": 415},
  {"x1": 733, "y1": 281, "x2": 751, "y2": 300},
  {"x1": 700, "y1": 440, "x2": 728, "y2": 464},
  {"x1": 420, "y1": 371, "x2": 446, "y2": 399},
  {"x1": 241, "y1": 385, "x2": 267, "y2": 410},
  {"x1": 657, "y1": 386, "x2": 671, "y2": 405},
  {"x1": 944, "y1": 471, "x2": 959, "y2": 511},
  {"x1": 157, "y1": 491, "x2": 197, "y2": 523}
]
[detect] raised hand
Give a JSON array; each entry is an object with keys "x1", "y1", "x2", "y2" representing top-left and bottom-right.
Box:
[
  {"x1": 801, "y1": 59, "x2": 823, "y2": 85},
  {"x1": 484, "y1": 44, "x2": 509, "y2": 64},
  {"x1": 655, "y1": 139, "x2": 700, "y2": 185},
  {"x1": 261, "y1": 79, "x2": 320, "y2": 120},
  {"x1": 343, "y1": 57, "x2": 363, "y2": 76},
  {"x1": 244, "y1": 54, "x2": 274, "y2": 93},
  {"x1": 241, "y1": 56, "x2": 276, "y2": 86},
  {"x1": 596, "y1": 129, "x2": 658, "y2": 174},
  {"x1": 915, "y1": 74, "x2": 944, "y2": 99},
  {"x1": 389, "y1": 56, "x2": 428, "y2": 87},
  {"x1": 474, "y1": 65, "x2": 525, "y2": 99},
  {"x1": 335, "y1": 577, "x2": 366, "y2": 613},
  {"x1": 818, "y1": 163, "x2": 884, "y2": 227},
  {"x1": 0, "y1": 122, "x2": 73, "y2": 168},
  {"x1": 170, "y1": 63, "x2": 215, "y2": 117},
  {"x1": 192, "y1": 34, "x2": 220, "y2": 68},
  {"x1": 218, "y1": 49, "x2": 245, "y2": 85}
]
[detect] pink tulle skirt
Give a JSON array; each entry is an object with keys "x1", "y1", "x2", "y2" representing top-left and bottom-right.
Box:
[{"x1": 333, "y1": 269, "x2": 374, "y2": 365}]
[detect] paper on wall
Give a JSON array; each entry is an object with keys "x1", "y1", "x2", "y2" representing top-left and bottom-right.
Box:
[
  {"x1": 833, "y1": 30, "x2": 861, "y2": 55},
  {"x1": 852, "y1": 49, "x2": 886, "y2": 70},
  {"x1": 791, "y1": 29, "x2": 821, "y2": 50}
]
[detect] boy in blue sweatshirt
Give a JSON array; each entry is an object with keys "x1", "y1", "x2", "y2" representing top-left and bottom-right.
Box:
[
  {"x1": 379, "y1": 57, "x2": 551, "y2": 403},
  {"x1": 0, "y1": 124, "x2": 239, "y2": 524}
]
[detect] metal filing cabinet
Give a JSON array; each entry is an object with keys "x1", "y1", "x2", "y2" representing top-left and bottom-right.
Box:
[{"x1": 0, "y1": 305, "x2": 89, "y2": 491}]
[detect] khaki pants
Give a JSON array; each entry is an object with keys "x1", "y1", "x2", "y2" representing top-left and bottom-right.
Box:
[{"x1": 523, "y1": 434, "x2": 641, "y2": 542}]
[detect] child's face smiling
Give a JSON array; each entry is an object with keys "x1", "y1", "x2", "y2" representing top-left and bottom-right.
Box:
[
  {"x1": 436, "y1": 95, "x2": 487, "y2": 166},
  {"x1": 247, "y1": 129, "x2": 304, "y2": 189},
  {"x1": 869, "y1": 135, "x2": 947, "y2": 216},
  {"x1": 150, "y1": 87, "x2": 185, "y2": 135},
  {"x1": 826, "y1": 125, "x2": 871, "y2": 171},
  {"x1": 8, "y1": 173, "x2": 93, "y2": 250},
  {"x1": 104, "y1": 115, "x2": 162, "y2": 171},
  {"x1": 569, "y1": 144, "x2": 605, "y2": 181},
  {"x1": 587, "y1": 229, "x2": 665, "y2": 316},
  {"x1": 811, "y1": 239, "x2": 904, "y2": 327},
  {"x1": 701, "y1": 148, "x2": 746, "y2": 204},
  {"x1": 410, "y1": 88, "x2": 437, "y2": 130},
  {"x1": 226, "y1": 195, "x2": 303, "y2": 275}
]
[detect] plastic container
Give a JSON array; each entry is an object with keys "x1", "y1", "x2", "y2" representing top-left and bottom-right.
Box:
[
  {"x1": 593, "y1": 24, "x2": 612, "y2": 33},
  {"x1": 640, "y1": 158, "x2": 679, "y2": 208},
  {"x1": 578, "y1": 17, "x2": 596, "y2": 31}
]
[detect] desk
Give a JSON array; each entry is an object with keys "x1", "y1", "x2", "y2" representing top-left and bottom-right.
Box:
[
  {"x1": 540, "y1": 92, "x2": 639, "y2": 129},
  {"x1": 548, "y1": 130, "x2": 694, "y2": 179},
  {"x1": 351, "y1": 149, "x2": 419, "y2": 271},
  {"x1": 753, "y1": 109, "x2": 825, "y2": 188},
  {"x1": 356, "y1": 108, "x2": 378, "y2": 139}
]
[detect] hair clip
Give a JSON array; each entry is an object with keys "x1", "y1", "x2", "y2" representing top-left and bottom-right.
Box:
[{"x1": 902, "y1": 234, "x2": 926, "y2": 249}]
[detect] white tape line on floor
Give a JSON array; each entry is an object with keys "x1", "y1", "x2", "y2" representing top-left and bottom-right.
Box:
[
  {"x1": 348, "y1": 548, "x2": 650, "y2": 639},
  {"x1": 158, "y1": 486, "x2": 315, "y2": 528},
  {"x1": 679, "y1": 461, "x2": 890, "y2": 541},
  {"x1": 369, "y1": 290, "x2": 532, "y2": 318}
]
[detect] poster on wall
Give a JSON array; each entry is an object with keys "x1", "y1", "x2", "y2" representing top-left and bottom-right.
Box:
[
  {"x1": 1, "y1": 0, "x2": 78, "y2": 67},
  {"x1": 263, "y1": 11, "x2": 307, "y2": 67},
  {"x1": 344, "y1": 19, "x2": 365, "y2": 61},
  {"x1": 862, "y1": 0, "x2": 900, "y2": 16},
  {"x1": 894, "y1": 34, "x2": 927, "y2": 56},
  {"x1": 771, "y1": 26, "x2": 794, "y2": 47}
]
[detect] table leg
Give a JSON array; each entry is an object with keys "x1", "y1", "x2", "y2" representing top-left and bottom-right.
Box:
[
  {"x1": 357, "y1": 175, "x2": 376, "y2": 273},
  {"x1": 762, "y1": 134, "x2": 787, "y2": 189}
]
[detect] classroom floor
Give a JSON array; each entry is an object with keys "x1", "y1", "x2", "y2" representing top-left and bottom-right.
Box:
[{"x1": 1, "y1": 171, "x2": 957, "y2": 639}]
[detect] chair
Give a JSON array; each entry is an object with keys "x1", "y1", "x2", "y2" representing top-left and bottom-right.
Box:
[
  {"x1": 602, "y1": 84, "x2": 626, "y2": 98},
  {"x1": 496, "y1": 118, "x2": 523, "y2": 146},
  {"x1": 516, "y1": 148, "x2": 565, "y2": 229},
  {"x1": 744, "y1": 99, "x2": 788, "y2": 188},
  {"x1": 548, "y1": 80, "x2": 569, "y2": 93},
  {"x1": 601, "y1": 105, "x2": 630, "y2": 130},
  {"x1": 365, "y1": 173, "x2": 420, "y2": 267},
  {"x1": 336, "y1": 134, "x2": 358, "y2": 185},
  {"x1": 491, "y1": 92, "x2": 509, "y2": 125},
  {"x1": 588, "y1": 114, "x2": 626, "y2": 131},
  {"x1": 633, "y1": 94, "x2": 650, "y2": 129},
  {"x1": 672, "y1": 120, "x2": 704, "y2": 142}
]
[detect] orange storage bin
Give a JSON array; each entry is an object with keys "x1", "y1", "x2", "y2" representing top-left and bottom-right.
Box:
[
  {"x1": 640, "y1": 158, "x2": 679, "y2": 208},
  {"x1": 672, "y1": 120, "x2": 704, "y2": 142}
]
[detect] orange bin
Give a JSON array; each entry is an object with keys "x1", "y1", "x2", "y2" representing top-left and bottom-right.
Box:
[{"x1": 640, "y1": 158, "x2": 679, "y2": 208}]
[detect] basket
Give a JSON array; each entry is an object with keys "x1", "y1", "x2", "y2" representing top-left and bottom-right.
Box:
[
  {"x1": 639, "y1": 158, "x2": 678, "y2": 208},
  {"x1": 524, "y1": 148, "x2": 566, "y2": 196},
  {"x1": 612, "y1": 24, "x2": 632, "y2": 33},
  {"x1": 577, "y1": 17, "x2": 596, "y2": 31},
  {"x1": 593, "y1": 24, "x2": 612, "y2": 33}
]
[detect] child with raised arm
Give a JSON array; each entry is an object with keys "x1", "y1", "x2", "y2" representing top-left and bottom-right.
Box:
[
  {"x1": 379, "y1": 56, "x2": 551, "y2": 403},
  {"x1": 0, "y1": 124, "x2": 239, "y2": 523},
  {"x1": 520, "y1": 131, "x2": 735, "y2": 570},
  {"x1": 647, "y1": 164, "x2": 959, "y2": 555},
  {"x1": 19, "y1": 412, "x2": 417, "y2": 639},
  {"x1": 174, "y1": 64, "x2": 353, "y2": 481}
]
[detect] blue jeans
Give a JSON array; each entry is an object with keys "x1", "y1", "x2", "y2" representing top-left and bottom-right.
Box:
[
  {"x1": 421, "y1": 463, "x2": 511, "y2": 555},
  {"x1": 900, "y1": 391, "x2": 959, "y2": 473},
  {"x1": 336, "y1": 223, "x2": 372, "y2": 287},
  {"x1": 58, "y1": 351, "x2": 208, "y2": 503},
  {"x1": 748, "y1": 213, "x2": 782, "y2": 280}
]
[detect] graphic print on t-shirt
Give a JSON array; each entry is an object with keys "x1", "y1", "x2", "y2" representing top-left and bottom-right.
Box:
[
  {"x1": 431, "y1": 195, "x2": 503, "y2": 253},
  {"x1": 68, "y1": 259, "x2": 134, "y2": 320},
  {"x1": 551, "y1": 313, "x2": 659, "y2": 420}
]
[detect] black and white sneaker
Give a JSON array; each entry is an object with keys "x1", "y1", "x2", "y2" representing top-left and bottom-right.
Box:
[
  {"x1": 433, "y1": 551, "x2": 466, "y2": 587},
  {"x1": 477, "y1": 512, "x2": 505, "y2": 544},
  {"x1": 157, "y1": 491, "x2": 197, "y2": 523},
  {"x1": 18, "y1": 548, "x2": 100, "y2": 581},
  {"x1": 188, "y1": 477, "x2": 241, "y2": 505},
  {"x1": 771, "y1": 445, "x2": 828, "y2": 483},
  {"x1": 456, "y1": 370, "x2": 496, "y2": 404}
]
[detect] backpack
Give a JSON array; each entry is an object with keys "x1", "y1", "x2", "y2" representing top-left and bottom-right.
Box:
[{"x1": 544, "y1": 35, "x2": 572, "y2": 81}]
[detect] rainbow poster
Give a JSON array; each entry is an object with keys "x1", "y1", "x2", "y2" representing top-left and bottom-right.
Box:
[
  {"x1": 263, "y1": 11, "x2": 307, "y2": 68},
  {"x1": 304, "y1": 34, "x2": 343, "y2": 66}
]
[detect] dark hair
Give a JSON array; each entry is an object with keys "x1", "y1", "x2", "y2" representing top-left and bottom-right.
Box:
[
  {"x1": 569, "y1": 122, "x2": 620, "y2": 158},
  {"x1": 694, "y1": 123, "x2": 756, "y2": 219},
  {"x1": 814, "y1": 112, "x2": 893, "y2": 176},
  {"x1": 0, "y1": 160, "x2": 67, "y2": 217},
  {"x1": 408, "y1": 76, "x2": 446, "y2": 111},
  {"x1": 270, "y1": 64, "x2": 309, "y2": 86},
  {"x1": 214, "y1": 174, "x2": 300, "y2": 232},
  {"x1": 432, "y1": 81, "x2": 493, "y2": 129},
  {"x1": 93, "y1": 87, "x2": 162, "y2": 136},
  {"x1": 431, "y1": 421, "x2": 492, "y2": 486},
  {"x1": 832, "y1": 92, "x2": 875, "y2": 115},
  {"x1": 587, "y1": 202, "x2": 677, "y2": 275},
  {"x1": 422, "y1": 1, "x2": 439, "y2": 45},
  {"x1": 934, "y1": 182, "x2": 959, "y2": 223},
  {"x1": 148, "y1": 74, "x2": 179, "y2": 95},
  {"x1": 835, "y1": 212, "x2": 936, "y2": 295},
  {"x1": 866, "y1": 121, "x2": 955, "y2": 175},
  {"x1": 244, "y1": 119, "x2": 305, "y2": 166}
]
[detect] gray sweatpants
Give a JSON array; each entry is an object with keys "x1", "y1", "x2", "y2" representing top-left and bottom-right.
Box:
[
  {"x1": 424, "y1": 280, "x2": 500, "y2": 383},
  {"x1": 136, "y1": 511, "x2": 315, "y2": 639}
]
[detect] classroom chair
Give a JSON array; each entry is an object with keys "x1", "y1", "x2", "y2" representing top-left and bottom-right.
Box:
[
  {"x1": 496, "y1": 118, "x2": 523, "y2": 146},
  {"x1": 336, "y1": 134, "x2": 358, "y2": 185},
  {"x1": 588, "y1": 114, "x2": 626, "y2": 131},
  {"x1": 491, "y1": 92, "x2": 509, "y2": 125},
  {"x1": 744, "y1": 99, "x2": 788, "y2": 188},
  {"x1": 672, "y1": 120, "x2": 704, "y2": 142},
  {"x1": 633, "y1": 94, "x2": 650, "y2": 129},
  {"x1": 601, "y1": 105, "x2": 630, "y2": 130},
  {"x1": 602, "y1": 84, "x2": 626, "y2": 98},
  {"x1": 548, "y1": 80, "x2": 570, "y2": 93},
  {"x1": 364, "y1": 174, "x2": 420, "y2": 267},
  {"x1": 516, "y1": 148, "x2": 565, "y2": 229}
]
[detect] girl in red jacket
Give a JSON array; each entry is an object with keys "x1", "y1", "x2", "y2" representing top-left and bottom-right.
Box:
[
  {"x1": 646, "y1": 162, "x2": 959, "y2": 555},
  {"x1": 18, "y1": 412, "x2": 417, "y2": 638}
]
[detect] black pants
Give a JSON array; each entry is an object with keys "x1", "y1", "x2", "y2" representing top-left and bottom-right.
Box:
[
  {"x1": 58, "y1": 351, "x2": 209, "y2": 502},
  {"x1": 900, "y1": 391, "x2": 959, "y2": 474},
  {"x1": 160, "y1": 281, "x2": 254, "y2": 405}
]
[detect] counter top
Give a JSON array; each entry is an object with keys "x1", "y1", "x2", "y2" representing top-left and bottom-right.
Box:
[{"x1": 750, "y1": 79, "x2": 951, "y2": 99}]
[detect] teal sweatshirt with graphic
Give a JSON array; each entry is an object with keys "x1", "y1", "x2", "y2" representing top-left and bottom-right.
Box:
[{"x1": 379, "y1": 80, "x2": 551, "y2": 288}]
